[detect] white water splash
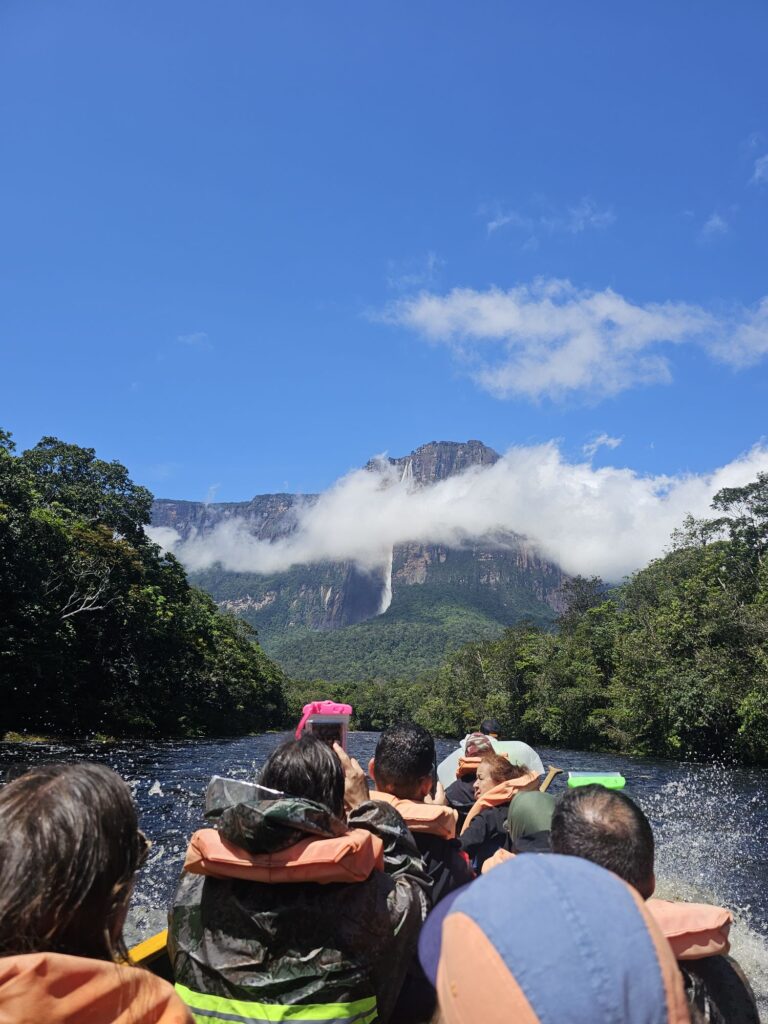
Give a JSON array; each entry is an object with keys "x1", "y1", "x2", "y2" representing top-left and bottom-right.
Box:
[{"x1": 642, "y1": 767, "x2": 768, "y2": 1017}]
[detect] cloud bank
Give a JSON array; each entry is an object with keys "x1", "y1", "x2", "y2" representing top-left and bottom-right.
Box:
[
  {"x1": 148, "y1": 442, "x2": 768, "y2": 583},
  {"x1": 383, "y1": 278, "x2": 768, "y2": 401},
  {"x1": 485, "y1": 197, "x2": 615, "y2": 238}
]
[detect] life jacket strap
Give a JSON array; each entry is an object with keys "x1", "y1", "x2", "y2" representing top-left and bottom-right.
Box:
[{"x1": 175, "y1": 984, "x2": 378, "y2": 1024}]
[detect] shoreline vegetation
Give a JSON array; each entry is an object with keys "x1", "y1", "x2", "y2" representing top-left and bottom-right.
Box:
[{"x1": 2, "y1": 430, "x2": 767, "y2": 764}]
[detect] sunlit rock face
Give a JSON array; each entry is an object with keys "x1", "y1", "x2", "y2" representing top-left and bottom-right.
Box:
[{"x1": 151, "y1": 441, "x2": 567, "y2": 640}]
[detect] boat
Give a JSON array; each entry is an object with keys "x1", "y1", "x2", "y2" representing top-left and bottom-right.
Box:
[{"x1": 437, "y1": 737, "x2": 546, "y2": 790}]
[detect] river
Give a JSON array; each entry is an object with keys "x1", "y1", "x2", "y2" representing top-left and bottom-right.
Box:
[{"x1": 2, "y1": 733, "x2": 767, "y2": 1014}]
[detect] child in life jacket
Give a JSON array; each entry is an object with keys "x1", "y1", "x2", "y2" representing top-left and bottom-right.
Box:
[
  {"x1": 369, "y1": 723, "x2": 475, "y2": 905},
  {"x1": 0, "y1": 762, "x2": 191, "y2": 1024}
]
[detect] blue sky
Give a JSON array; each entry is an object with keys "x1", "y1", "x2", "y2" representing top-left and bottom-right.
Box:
[{"x1": 2, "y1": 1, "x2": 768, "y2": 501}]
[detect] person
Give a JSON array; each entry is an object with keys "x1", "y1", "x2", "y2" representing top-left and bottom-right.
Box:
[
  {"x1": 459, "y1": 752, "x2": 539, "y2": 870},
  {"x1": 550, "y1": 783, "x2": 655, "y2": 896},
  {"x1": 444, "y1": 732, "x2": 493, "y2": 828},
  {"x1": 550, "y1": 785, "x2": 759, "y2": 1024},
  {"x1": 479, "y1": 790, "x2": 555, "y2": 873},
  {"x1": 418, "y1": 854, "x2": 691, "y2": 1024},
  {"x1": 369, "y1": 723, "x2": 474, "y2": 905},
  {"x1": 169, "y1": 734, "x2": 431, "y2": 1024},
  {"x1": 506, "y1": 789, "x2": 554, "y2": 854},
  {"x1": 479, "y1": 718, "x2": 501, "y2": 738},
  {"x1": 0, "y1": 762, "x2": 191, "y2": 1024}
]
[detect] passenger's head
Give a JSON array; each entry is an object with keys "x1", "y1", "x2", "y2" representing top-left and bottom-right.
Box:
[
  {"x1": 473, "y1": 753, "x2": 526, "y2": 799},
  {"x1": 0, "y1": 762, "x2": 148, "y2": 961},
  {"x1": 479, "y1": 718, "x2": 501, "y2": 738},
  {"x1": 419, "y1": 855, "x2": 689, "y2": 1024},
  {"x1": 464, "y1": 732, "x2": 493, "y2": 758},
  {"x1": 369, "y1": 722, "x2": 434, "y2": 801},
  {"x1": 550, "y1": 785, "x2": 656, "y2": 899},
  {"x1": 261, "y1": 734, "x2": 345, "y2": 818},
  {"x1": 507, "y1": 791, "x2": 555, "y2": 842}
]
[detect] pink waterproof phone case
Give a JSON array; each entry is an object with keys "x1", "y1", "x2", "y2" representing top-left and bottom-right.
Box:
[{"x1": 295, "y1": 700, "x2": 353, "y2": 750}]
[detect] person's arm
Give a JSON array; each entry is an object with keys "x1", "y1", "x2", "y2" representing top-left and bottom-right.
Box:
[
  {"x1": 333, "y1": 742, "x2": 432, "y2": 894},
  {"x1": 459, "y1": 808, "x2": 493, "y2": 860}
]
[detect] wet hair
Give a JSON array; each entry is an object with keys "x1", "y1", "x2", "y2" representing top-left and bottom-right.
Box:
[
  {"x1": 550, "y1": 785, "x2": 655, "y2": 898},
  {"x1": 480, "y1": 753, "x2": 527, "y2": 784},
  {"x1": 480, "y1": 718, "x2": 501, "y2": 736},
  {"x1": 373, "y1": 722, "x2": 434, "y2": 797},
  {"x1": 0, "y1": 762, "x2": 148, "y2": 961},
  {"x1": 261, "y1": 734, "x2": 345, "y2": 818}
]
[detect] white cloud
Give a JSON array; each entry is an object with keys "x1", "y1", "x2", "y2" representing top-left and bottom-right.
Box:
[
  {"x1": 487, "y1": 209, "x2": 534, "y2": 235},
  {"x1": 177, "y1": 331, "x2": 212, "y2": 349},
  {"x1": 382, "y1": 278, "x2": 768, "y2": 401},
  {"x1": 485, "y1": 196, "x2": 614, "y2": 239},
  {"x1": 147, "y1": 441, "x2": 768, "y2": 583},
  {"x1": 562, "y1": 198, "x2": 616, "y2": 234},
  {"x1": 387, "y1": 251, "x2": 444, "y2": 291},
  {"x1": 707, "y1": 296, "x2": 768, "y2": 368},
  {"x1": 750, "y1": 154, "x2": 768, "y2": 185},
  {"x1": 583, "y1": 434, "x2": 623, "y2": 458},
  {"x1": 699, "y1": 212, "x2": 729, "y2": 240}
]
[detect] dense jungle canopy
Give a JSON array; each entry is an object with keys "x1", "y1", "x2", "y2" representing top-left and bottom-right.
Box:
[{"x1": 0, "y1": 432, "x2": 286, "y2": 736}]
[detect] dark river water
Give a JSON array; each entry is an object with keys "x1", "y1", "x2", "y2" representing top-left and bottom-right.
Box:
[{"x1": 2, "y1": 733, "x2": 768, "y2": 1014}]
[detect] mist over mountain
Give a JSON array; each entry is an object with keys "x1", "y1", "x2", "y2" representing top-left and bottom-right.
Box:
[
  {"x1": 151, "y1": 436, "x2": 768, "y2": 679},
  {"x1": 151, "y1": 441, "x2": 566, "y2": 677}
]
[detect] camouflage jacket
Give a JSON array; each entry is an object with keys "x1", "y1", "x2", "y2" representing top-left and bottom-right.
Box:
[{"x1": 168, "y1": 777, "x2": 432, "y2": 1024}]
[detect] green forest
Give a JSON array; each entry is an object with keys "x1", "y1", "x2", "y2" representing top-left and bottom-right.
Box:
[
  {"x1": 3, "y1": 429, "x2": 768, "y2": 764},
  {"x1": 285, "y1": 475, "x2": 768, "y2": 765},
  {"x1": 0, "y1": 432, "x2": 286, "y2": 737}
]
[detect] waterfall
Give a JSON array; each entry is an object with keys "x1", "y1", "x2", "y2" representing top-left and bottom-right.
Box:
[
  {"x1": 400, "y1": 458, "x2": 414, "y2": 488},
  {"x1": 377, "y1": 547, "x2": 394, "y2": 615}
]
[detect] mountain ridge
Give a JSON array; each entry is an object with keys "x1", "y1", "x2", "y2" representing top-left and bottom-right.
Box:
[{"x1": 151, "y1": 440, "x2": 567, "y2": 678}]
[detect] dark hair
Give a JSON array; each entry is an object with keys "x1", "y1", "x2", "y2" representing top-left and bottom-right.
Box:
[
  {"x1": 373, "y1": 722, "x2": 434, "y2": 797},
  {"x1": 480, "y1": 753, "x2": 527, "y2": 784},
  {"x1": 0, "y1": 762, "x2": 147, "y2": 961},
  {"x1": 261, "y1": 734, "x2": 345, "y2": 818},
  {"x1": 550, "y1": 785, "x2": 655, "y2": 898},
  {"x1": 480, "y1": 718, "x2": 502, "y2": 736}
]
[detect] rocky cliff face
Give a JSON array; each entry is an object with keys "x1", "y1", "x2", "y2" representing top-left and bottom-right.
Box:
[{"x1": 151, "y1": 441, "x2": 567, "y2": 644}]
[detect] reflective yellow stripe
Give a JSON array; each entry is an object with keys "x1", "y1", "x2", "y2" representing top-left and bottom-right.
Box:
[{"x1": 175, "y1": 984, "x2": 378, "y2": 1024}]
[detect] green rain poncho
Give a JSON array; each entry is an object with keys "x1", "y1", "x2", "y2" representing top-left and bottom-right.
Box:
[{"x1": 507, "y1": 791, "x2": 555, "y2": 841}]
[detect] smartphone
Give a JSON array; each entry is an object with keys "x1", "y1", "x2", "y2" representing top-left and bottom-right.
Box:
[
  {"x1": 305, "y1": 719, "x2": 347, "y2": 749},
  {"x1": 303, "y1": 713, "x2": 350, "y2": 750},
  {"x1": 296, "y1": 700, "x2": 353, "y2": 751}
]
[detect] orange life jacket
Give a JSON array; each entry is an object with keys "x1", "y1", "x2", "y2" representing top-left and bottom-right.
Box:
[
  {"x1": 369, "y1": 791, "x2": 458, "y2": 839},
  {"x1": 460, "y1": 773, "x2": 541, "y2": 835},
  {"x1": 456, "y1": 754, "x2": 507, "y2": 779},
  {"x1": 646, "y1": 898, "x2": 732, "y2": 960},
  {"x1": 0, "y1": 952, "x2": 192, "y2": 1024},
  {"x1": 183, "y1": 827, "x2": 384, "y2": 884}
]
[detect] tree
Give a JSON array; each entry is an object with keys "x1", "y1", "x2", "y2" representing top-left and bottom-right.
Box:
[{"x1": 0, "y1": 431, "x2": 287, "y2": 737}]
